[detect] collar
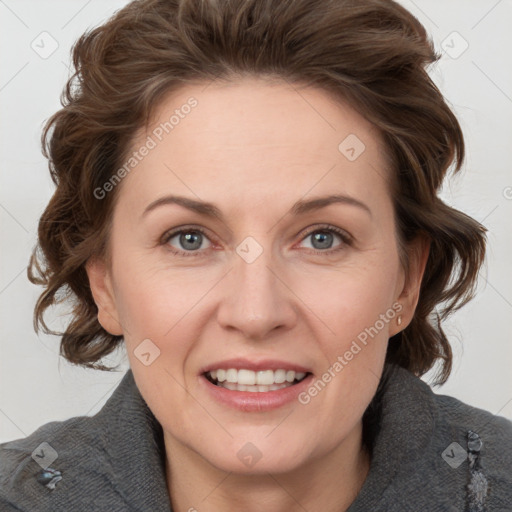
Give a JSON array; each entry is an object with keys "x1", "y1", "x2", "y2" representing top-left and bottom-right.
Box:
[
  {"x1": 347, "y1": 363, "x2": 437, "y2": 510},
  {"x1": 96, "y1": 369, "x2": 172, "y2": 511},
  {"x1": 101, "y1": 364, "x2": 437, "y2": 511}
]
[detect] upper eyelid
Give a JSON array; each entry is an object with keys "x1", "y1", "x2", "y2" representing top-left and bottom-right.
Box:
[
  {"x1": 301, "y1": 224, "x2": 351, "y2": 240},
  {"x1": 162, "y1": 225, "x2": 214, "y2": 244},
  {"x1": 162, "y1": 224, "x2": 351, "y2": 249}
]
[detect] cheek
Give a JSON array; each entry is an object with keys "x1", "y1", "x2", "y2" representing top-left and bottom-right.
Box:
[
  {"x1": 305, "y1": 258, "x2": 400, "y2": 413},
  {"x1": 298, "y1": 275, "x2": 397, "y2": 437},
  {"x1": 306, "y1": 260, "x2": 400, "y2": 341},
  {"x1": 110, "y1": 249, "x2": 208, "y2": 339}
]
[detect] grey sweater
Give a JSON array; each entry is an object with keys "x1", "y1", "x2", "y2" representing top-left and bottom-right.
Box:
[{"x1": 1, "y1": 364, "x2": 511, "y2": 511}]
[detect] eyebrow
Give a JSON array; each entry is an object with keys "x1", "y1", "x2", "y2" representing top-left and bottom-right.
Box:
[{"x1": 142, "y1": 193, "x2": 372, "y2": 221}]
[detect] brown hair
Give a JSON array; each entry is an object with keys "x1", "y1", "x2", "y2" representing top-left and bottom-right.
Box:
[{"x1": 28, "y1": 0, "x2": 486, "y2": 384}]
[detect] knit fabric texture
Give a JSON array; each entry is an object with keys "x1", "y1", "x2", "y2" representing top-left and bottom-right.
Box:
[{"x1": 1, "y1": 364, "x2": 511, "y2": 511}]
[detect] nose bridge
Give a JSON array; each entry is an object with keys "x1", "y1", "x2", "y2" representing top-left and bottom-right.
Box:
[{"x1": 216, "y1": 236, "x2": 296, "y2": 339}]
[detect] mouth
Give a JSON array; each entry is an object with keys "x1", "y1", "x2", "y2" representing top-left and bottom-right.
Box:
[{"x1": 203, "y1": 368, "x2": 312, "y2": 393}]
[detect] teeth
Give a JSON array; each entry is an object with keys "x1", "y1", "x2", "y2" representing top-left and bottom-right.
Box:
[
  {"x1": 238, "y1": 369, "x2": 256, "y2": 385},
  {"x1": 256, "y1": 370, "x2": 274, "y2": 385},
  {"x1": 220, "y1": 381, "x2": 291, "y2": 392},
  {"x1": 207, "y1": 368, "x2": 307, "y2": 387},
  {"x1": 226, "y1": 369, "x2": 238, "y2": 383}
]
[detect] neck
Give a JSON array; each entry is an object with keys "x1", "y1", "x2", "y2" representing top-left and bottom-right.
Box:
[{"x1": 164, "y1": 420, "x2": 371, "y2": 512}]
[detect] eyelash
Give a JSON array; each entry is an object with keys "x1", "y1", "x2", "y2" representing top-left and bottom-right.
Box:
[{"x1": 160, "y1": 224, "x2": 353, "y2": 258}]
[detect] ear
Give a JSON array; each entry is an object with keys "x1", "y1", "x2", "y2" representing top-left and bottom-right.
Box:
[
  {"x1": 390, "y1": 233, "x2": 431, "y2": 335},
  {"x1": 85, "y1": 257, "x2": 124, "y2": 336}
]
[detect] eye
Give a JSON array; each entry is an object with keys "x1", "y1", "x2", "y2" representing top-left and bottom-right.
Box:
[
  {"x1": 162, "y1": 227, "x2": 212, "y2": 257},
  {"x1": 161, "y1": 224, "x2": 352, "y2": 258},
  {"x1": 298, "y1": 225, "x2": 352, "y2": 254}
]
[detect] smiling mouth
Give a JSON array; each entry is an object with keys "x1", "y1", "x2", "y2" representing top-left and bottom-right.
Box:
[{"x1": 203, "y1": 369, "x2": 311, "y2": 392}]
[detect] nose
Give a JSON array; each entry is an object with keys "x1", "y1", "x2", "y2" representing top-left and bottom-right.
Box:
[{"x1": 216, "y1": 243, "x2": 298, "y2": 341}]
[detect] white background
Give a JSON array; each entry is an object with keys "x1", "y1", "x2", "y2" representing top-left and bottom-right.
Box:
[{"x1": 1, "y1": 0, "x2": 511, "y2": 443}]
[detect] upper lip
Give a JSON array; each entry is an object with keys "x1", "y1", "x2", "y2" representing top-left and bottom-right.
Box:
[{"x1": 200, "y1": 358, "x2": 312, "y2": 374}]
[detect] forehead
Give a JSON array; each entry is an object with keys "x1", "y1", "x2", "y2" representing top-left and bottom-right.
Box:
[{"x1": 121, "y1": 77, "x2": 392, "y2": 215}]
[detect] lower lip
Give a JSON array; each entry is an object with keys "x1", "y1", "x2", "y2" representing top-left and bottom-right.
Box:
[{"x1": 200, "y1": 373, "x2": 314, "y2": 412}]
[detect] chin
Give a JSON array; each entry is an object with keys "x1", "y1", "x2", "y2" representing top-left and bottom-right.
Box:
[{"x1": 202, "y1": 438, "x2": 309, "y2": 476}]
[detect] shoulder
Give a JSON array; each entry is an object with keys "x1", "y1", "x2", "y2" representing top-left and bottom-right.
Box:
[
  {"x1": 417, "y1": 373, "x2": 512, "y2": 509},
  {"x1": 0, "y1": 413, "x2": 111, "y2": 511},
  {"x1": 431, "y1": 386, "x2": 512, "y2": 468},
  {"x1": 0, "y1": 371, "x2": 139, "y2": 512},
  {"x1": 0, "y1": 370, "x2": 169, "y2": 512},
  {"x1": 386, "y1": 364, "x2": 512, "y2": 464},
  {"x1": 368, "y1": 364, "x2": 512, "y2": 511}
]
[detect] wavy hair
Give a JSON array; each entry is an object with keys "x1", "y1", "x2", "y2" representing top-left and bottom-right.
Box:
[{"x1": 28, "y1": 0, "x2": 487, "y2": 384}]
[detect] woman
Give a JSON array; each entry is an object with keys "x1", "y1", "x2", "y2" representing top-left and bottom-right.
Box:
[{"x1": 1, "y1": 0, "x2": 511, "y2": 510}]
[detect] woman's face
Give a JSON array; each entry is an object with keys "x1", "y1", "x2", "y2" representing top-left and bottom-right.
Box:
[{"x1": 88, "y1": 77, "x2": 427, "y2": 475}]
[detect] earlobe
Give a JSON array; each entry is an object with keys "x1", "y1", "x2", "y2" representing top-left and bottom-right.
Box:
[{"x1": 85, "y1": 257, "x2": 124, "y2": 336}]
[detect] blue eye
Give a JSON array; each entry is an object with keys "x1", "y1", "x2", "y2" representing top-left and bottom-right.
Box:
[
  {"x1": 161, "y1": 224, "x2": 352, "y2": 257},
  {"x1": 298, "y1": 225, "x2": 352, "y2": 254},
  {"x1": 163, "y1": 227, "x2": 211, "y2": 257}
]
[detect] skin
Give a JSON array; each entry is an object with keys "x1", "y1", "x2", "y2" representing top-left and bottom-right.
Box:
[{"x1": 86, "y1": 77, "x2": 430, "y2": 512}]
